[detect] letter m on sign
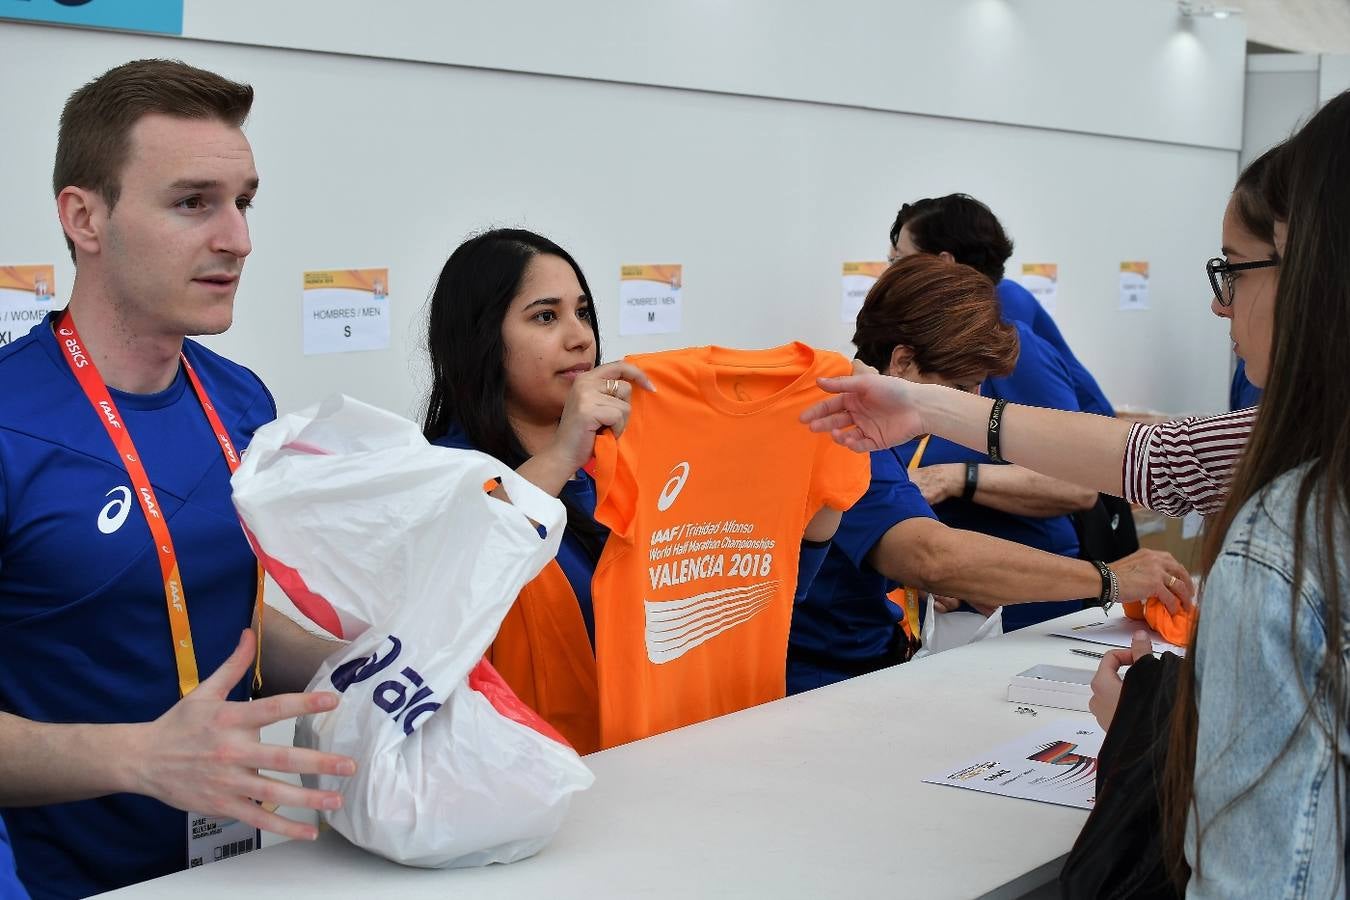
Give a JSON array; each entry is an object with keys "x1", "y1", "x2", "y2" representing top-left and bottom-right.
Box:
[{"x1": 647, "y1": 311, "x2": 656, "y2": 322}]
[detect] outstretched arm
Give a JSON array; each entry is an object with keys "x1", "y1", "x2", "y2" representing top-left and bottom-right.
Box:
[{"x1": 803, "y1": 375, "x2": 1133, "y2": 497}]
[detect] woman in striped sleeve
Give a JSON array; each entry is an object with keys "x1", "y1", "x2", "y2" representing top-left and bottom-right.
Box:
[{"x1": 801, "y1": 145, "x2": 1281, "y2": 522}]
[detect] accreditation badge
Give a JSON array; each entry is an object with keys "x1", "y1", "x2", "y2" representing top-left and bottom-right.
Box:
[{"x1": 187, "y1": 812, "x2": 261, "y2": 867}]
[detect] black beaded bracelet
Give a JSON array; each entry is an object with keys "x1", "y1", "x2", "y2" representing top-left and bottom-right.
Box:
[
  {"x1": 962, "y1": 462, "x2": 979, "y2": 501},
  {"x1": 1090, "y1": 560, "x2": 1119, "y2": 613},
  {"x1": 987, "y1": 398, "x2": 1008, "y2": 464}
]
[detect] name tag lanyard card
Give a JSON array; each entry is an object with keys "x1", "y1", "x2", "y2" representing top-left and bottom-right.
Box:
[{"x1": 55, "y1": 310, "x2": 265, "y2": 866}]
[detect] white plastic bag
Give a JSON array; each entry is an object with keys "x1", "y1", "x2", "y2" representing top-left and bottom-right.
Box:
[
  {"x1": 231, "y1": 395, "x2": 595, "y2": 868},
  {"x1": 911, "y1": 593, "x2": 1003, "y2": 659}
]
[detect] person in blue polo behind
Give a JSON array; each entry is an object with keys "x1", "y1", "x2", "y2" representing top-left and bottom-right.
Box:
[
  {"x1": 887, "y1": 194, "x2": 1099, "y2": 630},
  {"x1": 889, "y1": 193, "x2": 1114, "y2": 418},
  {"x1": 789, "y1": 255, "x2": 1188, "y2": 693}
]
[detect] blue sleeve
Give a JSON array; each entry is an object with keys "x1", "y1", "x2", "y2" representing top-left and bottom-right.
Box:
[
  {"x1": 794, "y1": 540, "x2": 831, "y2": 602},
  {"x1": 982, "y1": 322, "x2": 1081, "y2": 413},
  {"x1": 0, "y1": 818, "x2": 27, "y2": 900},
  {"x1": 830, "y1": 450, "x2": 935, "y2": 571},
  {"x1": 995, "y1": 278, "x2": 1044, "y2": 330}
]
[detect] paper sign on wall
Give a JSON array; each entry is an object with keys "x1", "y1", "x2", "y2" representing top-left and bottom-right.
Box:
[
  {"x1": 0, "y1": 265, "x2": 56, "y2": 348},
  {"x1": 1119, "y1": 261, "x2": 1150, "y2": 311},
  {"x1": 1020, "y1": 263, "x2": 1059, "y2": 315},
  {"x1": 840, "y1": 261, "x2": 887, "y2": 325},
  {"x1": 619, "y1": 264, "x2": 682, "y2": 336},
  {"x1": 302, "y1": 268, "x2": 390, "y2": 355}
]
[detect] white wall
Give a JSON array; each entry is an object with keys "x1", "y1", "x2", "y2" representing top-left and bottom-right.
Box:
[
  {"x1": 178, "y1": 0, "x2": 1245, "y2": 151},
  {"x1": 0, "y1": 11, "x2": 1242, "y2": 420},
  {"x1": 1318, "y1": 54, "x2": 1350, "y2": 102},
  {"x1": 1242, "y1": 54, "x2": 1320, "y2": 168}
]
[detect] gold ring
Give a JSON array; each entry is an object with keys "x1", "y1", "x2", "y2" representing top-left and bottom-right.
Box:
[
  {"x1": 604, "y1": 378, "x2": 622, "y2": 397},
  {"x1": 1167, "y1": 575, "x2": 1178, "y2": 588}
]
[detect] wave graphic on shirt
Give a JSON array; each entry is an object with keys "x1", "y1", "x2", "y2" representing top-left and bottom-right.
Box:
[{"x1": 644, "y1": 580, "x2": 780, "y2": 664}]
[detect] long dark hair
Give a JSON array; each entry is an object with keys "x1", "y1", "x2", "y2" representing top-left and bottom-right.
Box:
[
  {"x1": 1162, "y1": 101, "x2": 1350, "y2": 888},
  {"x1": 421, "y1": 227, "x2": 607, "y2": 558}
]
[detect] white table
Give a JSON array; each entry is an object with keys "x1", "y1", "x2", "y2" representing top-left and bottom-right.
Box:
[{"x1": 104, "y1": 608, "x2": 1119, "y2": 899}]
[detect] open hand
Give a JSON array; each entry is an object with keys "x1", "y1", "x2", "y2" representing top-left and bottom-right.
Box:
[
  {"x1": 801, "y1": 367, "x2": 925, "y2": 452},
  {"x1": 128, "y1": 630, "x2": 356, "y2": 841}
]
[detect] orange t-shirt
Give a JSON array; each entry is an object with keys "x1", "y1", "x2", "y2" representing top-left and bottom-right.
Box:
[{"x1": 591, "y1": 343, "x2": 871, "y2": 747}]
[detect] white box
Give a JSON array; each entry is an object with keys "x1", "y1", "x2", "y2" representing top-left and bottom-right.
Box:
[{"x1": 1007, "y1": 664, "x2": 1094, "y2": 713}]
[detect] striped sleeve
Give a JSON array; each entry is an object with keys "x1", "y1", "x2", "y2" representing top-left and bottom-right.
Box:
[{"x1": 1121, "y1": 406, "x2": 1257, "y2": 517}]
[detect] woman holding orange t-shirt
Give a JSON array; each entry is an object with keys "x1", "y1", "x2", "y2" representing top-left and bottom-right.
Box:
[{"x1": 421, "y1": 228, "x2": 653, "y2": 753}]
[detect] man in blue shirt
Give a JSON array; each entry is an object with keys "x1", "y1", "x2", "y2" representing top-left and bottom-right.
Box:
[{"x1": 0, "y1": 60, "x2": 355, "y2": 899}]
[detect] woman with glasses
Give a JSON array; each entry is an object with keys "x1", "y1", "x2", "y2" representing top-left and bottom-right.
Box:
[{"x1": 801, "y1": 144, "x2": 1283, "y2": 523}]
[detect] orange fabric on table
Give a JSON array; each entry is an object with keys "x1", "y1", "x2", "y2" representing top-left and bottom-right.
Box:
[
  {"x1": 590, "y1": 343, "x2": 871, "y2": 749},
  {"x1": 486, "y1": 560, "x2": 601, "y2": 754},
  {"x1": 1122, "y1": 597, "x2": 1195, "y2": 647}
]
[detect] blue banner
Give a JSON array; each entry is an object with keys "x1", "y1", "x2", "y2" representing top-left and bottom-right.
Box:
[{"x1": 0, "y1": 0, "x2": 183, "y2": 35}]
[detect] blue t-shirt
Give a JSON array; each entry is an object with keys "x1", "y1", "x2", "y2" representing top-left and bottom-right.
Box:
[
  {"x1": 0, "y1": 818, "x2": 27, "y2": 900},
  {"x1": 935, "y1": 319, "x2": 1084, "y2": 631},
  {"x1": 0, "y1": 314, "x2": 274, "y2": 900},
  {"x1": 431, "y1": 425, "x2": 600, "y2": 644},
  {"x1": 787, "y1": 449, "x2": 934, "y2": 693},
  {"x1": 1229, "y1": 358, "x2": 1261, "y2": 411},
  {"x1": 996, "y1": 279, "x2": 1113, "y2": 418}
]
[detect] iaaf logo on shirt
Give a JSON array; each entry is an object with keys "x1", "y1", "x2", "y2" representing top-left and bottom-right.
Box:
[
  {"x1": 330, "y1": 634, "x2": 442, "y2": 736},
  {"x1": 657, "y1": 462, "x2": 691, "y2": 512}
]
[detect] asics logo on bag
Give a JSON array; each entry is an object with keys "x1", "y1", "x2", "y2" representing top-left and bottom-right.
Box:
[
  {"x1": 97, "y1": 485, "x2": 133, "y2": 534},
  {"x1": 330, "y1": 635, "x2": 442, "y2": 736},
  {"x1": 657, "y1": 462, "x2": 691, "y2": 512}
]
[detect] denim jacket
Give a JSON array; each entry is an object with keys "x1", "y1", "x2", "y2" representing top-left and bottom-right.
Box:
[{"x1": 1188, "y1": 465, "x2": 1350, "y2": 898}]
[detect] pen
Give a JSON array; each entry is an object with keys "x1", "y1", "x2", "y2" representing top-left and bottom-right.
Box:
[{"x1": 1070, "y1": 647, "x2": 1105, "y2": 659}]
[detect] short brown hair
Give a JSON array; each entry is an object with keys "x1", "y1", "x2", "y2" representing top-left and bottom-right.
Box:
[
  {"x1": 852, "y1": 254, "x2": 1018, "y2": 383},
  {"x1": 54, "y1": 59, "x2": 254, "y2": 257}
]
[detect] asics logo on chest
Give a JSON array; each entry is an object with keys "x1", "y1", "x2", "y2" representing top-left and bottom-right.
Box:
[
  {"x1": 98, "y1": 485, "x2": 134, "y2": 534},
  {"x1": 657, "y1": 462, "x2": 691, "y2": 512}
]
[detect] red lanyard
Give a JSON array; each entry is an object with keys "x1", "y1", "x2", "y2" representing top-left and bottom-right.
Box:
[{"x1": 54, "y1": 310, "x2": 263, "y2": 697}]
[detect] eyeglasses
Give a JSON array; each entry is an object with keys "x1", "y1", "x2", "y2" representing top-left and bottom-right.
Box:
[{"x1": 1206, "y1": 256, "x2": 1278, "y2": 307}]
